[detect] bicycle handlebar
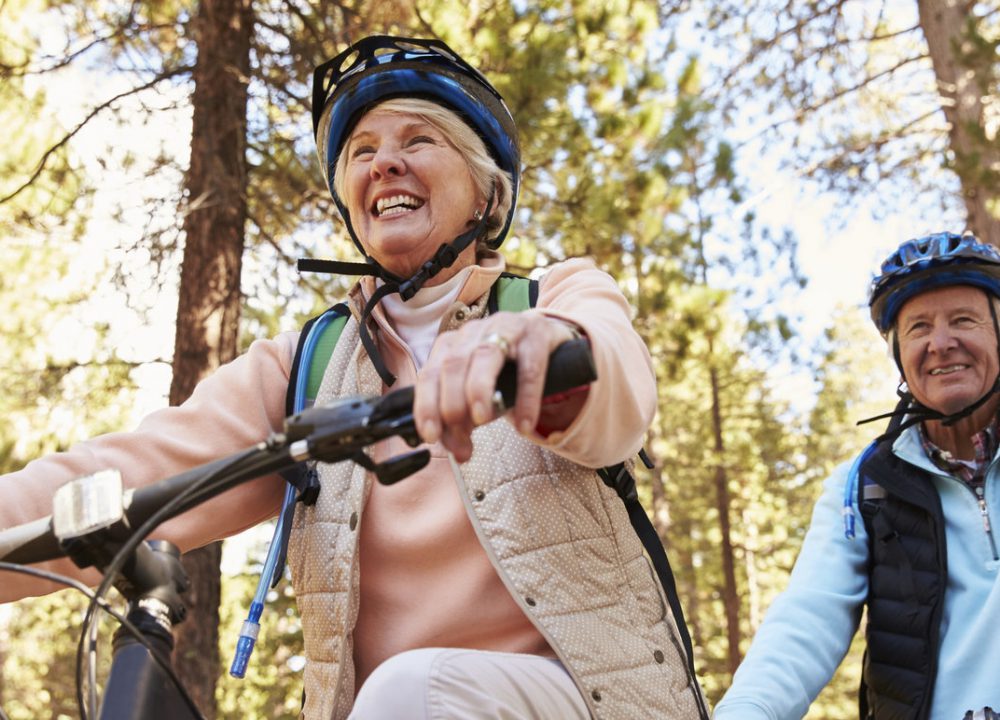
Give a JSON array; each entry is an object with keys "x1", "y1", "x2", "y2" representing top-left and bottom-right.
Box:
[{"x1": 0, "y1": 337, "x2": 596, "y2": 568}]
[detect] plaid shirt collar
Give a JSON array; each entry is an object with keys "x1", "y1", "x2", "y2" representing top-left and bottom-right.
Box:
[{"x1": 918, "y1": 416, "x2": 999, "y2": 491}]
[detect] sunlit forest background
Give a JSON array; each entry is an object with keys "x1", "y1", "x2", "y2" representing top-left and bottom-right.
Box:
[{"x1": 1, "y1": 0, "x2": 997, "y2": 718}]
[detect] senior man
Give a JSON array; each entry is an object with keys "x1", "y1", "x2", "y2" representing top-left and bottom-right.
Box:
[{"x1": 715, "y1": 232, "x2": 1000, "y2": 720}]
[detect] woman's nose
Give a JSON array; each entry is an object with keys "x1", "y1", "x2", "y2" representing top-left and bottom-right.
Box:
[{"x1": 371, "y1": 145, "x2": 404, "y2": 178}]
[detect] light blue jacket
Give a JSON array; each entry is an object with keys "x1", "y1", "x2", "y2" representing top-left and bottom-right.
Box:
[{"x1": 713, "y1": 425, "x2": 1000, "y2": 720}]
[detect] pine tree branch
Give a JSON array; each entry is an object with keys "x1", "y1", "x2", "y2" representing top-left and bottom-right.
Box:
[
  {"x1": 1, "y1": 22, "x2": 182, "y2": 78},
  {"x1": 792, "y1": 53, "x2": 926, "y2": 122},
  {"x1": 0, "y1": 66, "x2": 190, "y2": 206},
  {"x1": 717, "y1": 0, "x2": 851, "y2": 88}
]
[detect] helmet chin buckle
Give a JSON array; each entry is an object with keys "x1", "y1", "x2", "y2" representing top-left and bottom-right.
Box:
[
  {"x1": 397, "y1": 192, "x2": 494, "y2": 300},
  {"x1": 399, "y1": 244, "x2": 457, "y2": 300}
]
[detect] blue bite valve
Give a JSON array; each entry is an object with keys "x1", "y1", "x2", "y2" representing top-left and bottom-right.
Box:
[
  {"x1": 842, "y1": 507, "x2": 856, "y2": 540},
  {"x1": 229, "y1": 602, "x2": 264, "y2": 678},
  {"x1": 229, "y1": 310, "x2": 328, "y2": 680}
]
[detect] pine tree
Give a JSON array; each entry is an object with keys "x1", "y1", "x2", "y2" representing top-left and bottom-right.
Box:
[{"x1": 683, "y1": 0, "x2": 1000, "y2": 240}]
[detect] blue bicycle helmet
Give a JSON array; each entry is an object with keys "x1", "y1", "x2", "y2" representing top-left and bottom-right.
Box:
[
  {"x1": 868, "y1": 232, "x2": 1000, "y2": 334},
  {"x1": 312, "y1": 35, "x2": 520, "y2": 253}
]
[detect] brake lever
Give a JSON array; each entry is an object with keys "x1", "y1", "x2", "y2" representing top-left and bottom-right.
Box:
[
  {"x1": 282, "y1": 337, "x2": 596, "y2": 482},
  {"x1": 284, "y1": 395, "x2": 381, "y2": 445},
  {"x1": 283, "y1": 388, "x2": 425, "y2": 482},
  {"x1": 349, "y1": 448, "x2": 430, "y2": 485}
]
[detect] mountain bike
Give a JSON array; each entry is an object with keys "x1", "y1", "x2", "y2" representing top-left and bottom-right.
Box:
[{"x1": 0, "y1": 339, "x2": 595, "y2": 720}]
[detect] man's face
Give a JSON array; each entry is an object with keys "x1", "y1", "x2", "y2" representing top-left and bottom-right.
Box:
[{"x1": 897, "y1": 285, "x2": 999, "y2": 416}]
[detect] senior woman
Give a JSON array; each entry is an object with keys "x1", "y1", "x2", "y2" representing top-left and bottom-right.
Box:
[{"x1": 0, "y1": 36, "x2": 706, "y2": 719}]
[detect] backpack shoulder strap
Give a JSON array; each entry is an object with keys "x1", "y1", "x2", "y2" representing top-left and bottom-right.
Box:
[
  {"x1": 860, "y1": 475, "x2": 889, "y2": 505},
  {"x1": 259, "y1": 303, "x2": 353, "y2": 627},
  {"x1": 598, "y1": 457, "x2": 709, "y2": 719},
  {"x1": 286, "y1": 302, "x2": 351, "y2": 416},
  {"x1": 271, "y1": 302, "x2": 351, "y2": 577},
  {"x1": 857, "y1": 455, "x2": 888, "y2": 558},
  {"x1": 842, "y1": 440, "x2": 883, "y2": 540},
  {"x1": 488, "y1": 272, "x2": 539, "y2": 314}
]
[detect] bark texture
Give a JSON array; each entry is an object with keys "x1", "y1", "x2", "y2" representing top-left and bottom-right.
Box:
[
  {"x1": 708, "y1": 337, "x2": 741, "y2": 677},
  {"x1": 168, "y1": 0, "x2": 252, "y2": 715},
  {"x1": 918, "y1": 0, "x2": 1000, "y2": 244}
]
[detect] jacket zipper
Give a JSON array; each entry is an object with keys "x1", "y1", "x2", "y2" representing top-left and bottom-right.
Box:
[{"x1": 971, "y1": 485, "x2": 999, "y2": 561}]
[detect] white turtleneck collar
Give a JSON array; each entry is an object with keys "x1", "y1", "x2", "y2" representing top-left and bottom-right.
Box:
[{"x1": 378, "y1": 265, "x2": 475, "y2": 368}]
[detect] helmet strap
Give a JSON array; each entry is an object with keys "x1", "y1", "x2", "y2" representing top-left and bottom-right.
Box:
[
  {"x1": 397, "y1": 190, "x2": 494, "y2": 300},
  {"x1": 299, "y1": 191, "x2": 496, "y2": 387}
]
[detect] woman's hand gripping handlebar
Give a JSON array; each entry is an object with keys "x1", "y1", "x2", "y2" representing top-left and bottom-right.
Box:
[{"x1": 0, "y1": 337, "x2": 596, "y2": 568}]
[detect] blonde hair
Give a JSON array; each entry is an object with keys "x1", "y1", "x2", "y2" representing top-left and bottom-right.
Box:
[{"x1": 332, "y1": 98, "x2": 514, "y2": 246}]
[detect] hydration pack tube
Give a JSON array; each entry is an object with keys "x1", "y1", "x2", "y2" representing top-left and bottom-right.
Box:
[{"x1": 229, "y1": 305, "x2": 348, "y2": 678}]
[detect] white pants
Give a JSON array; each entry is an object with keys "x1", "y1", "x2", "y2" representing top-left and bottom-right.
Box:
[{"x1": 348, "y1": 648, "x2": 591, "y2": 719}]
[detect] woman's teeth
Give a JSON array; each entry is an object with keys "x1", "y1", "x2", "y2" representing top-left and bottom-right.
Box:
[{"x1": 376, "y1": 195, "x2": 423, "y2": 216}]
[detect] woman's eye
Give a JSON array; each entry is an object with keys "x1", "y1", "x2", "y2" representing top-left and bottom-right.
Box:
[
  {"x1": 351, "y1": 145, "x2": 375, "y2": 158},
  {"x1": 407, "y1": 135, "x2": 435, "y2": 146}
]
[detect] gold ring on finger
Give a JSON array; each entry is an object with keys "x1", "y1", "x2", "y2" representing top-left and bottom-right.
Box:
[{"x1": 481, "y1": 332, "x2": 510, "y2": 357}]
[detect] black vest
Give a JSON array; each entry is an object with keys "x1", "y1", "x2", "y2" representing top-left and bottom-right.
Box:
[{"x1": 857, "y1": 442, "x2": 948, "y2": 720}]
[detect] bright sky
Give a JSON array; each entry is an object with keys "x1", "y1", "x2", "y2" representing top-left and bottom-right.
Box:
[
  {"x1": 646, "y1": 0, "x2": 965, "y2": 415},
  {"x1": 21, "y1": 48, "x2": 188, "y2": 424},
  {"x1": 756, "y1": 180, "x2": 913, "y2": 339}
]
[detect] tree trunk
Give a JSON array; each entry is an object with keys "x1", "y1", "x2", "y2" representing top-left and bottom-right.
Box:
[
  {"x1": 646, "y1": 445, "x2": 672, "y2": 537},
  {"x1": 741, "y1": 506, "x2": 762, "y2": 632},
  {"x1": 708, "y1": 336, "x2": 741, "y2": 677},
  {"x1": 917, "y1": 0, "x2": 1000, "y2": 245},
  {"x1": 169, "y1": 0, "x2": 252, "y2": 716}
]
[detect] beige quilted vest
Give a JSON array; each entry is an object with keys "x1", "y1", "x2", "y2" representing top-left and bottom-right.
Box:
[{"x1": 287, "y1": 314, "x2": 705, "y2": 720}]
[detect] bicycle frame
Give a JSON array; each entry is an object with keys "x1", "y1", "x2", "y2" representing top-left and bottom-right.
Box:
[{"x1": 98, "y1": 541, "x2": 200, "y2": 720}]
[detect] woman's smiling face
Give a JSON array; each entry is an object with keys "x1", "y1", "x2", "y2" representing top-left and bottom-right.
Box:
[
  {"x1": 342, "y1": 108, "x2": 480, "y2": 280},
  {"x1": 897, "y1": 285, "x2": 1000, "y2": 417}
]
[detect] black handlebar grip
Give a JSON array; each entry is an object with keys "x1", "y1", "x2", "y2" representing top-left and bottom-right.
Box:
[{"x1": 494, "y1": 337, "x2": 596, "y2": 409}]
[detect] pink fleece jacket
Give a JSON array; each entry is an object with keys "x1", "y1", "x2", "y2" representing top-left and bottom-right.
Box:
[{"x1": 0, "y1": 255, "x2": 657, "y2": 690}]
